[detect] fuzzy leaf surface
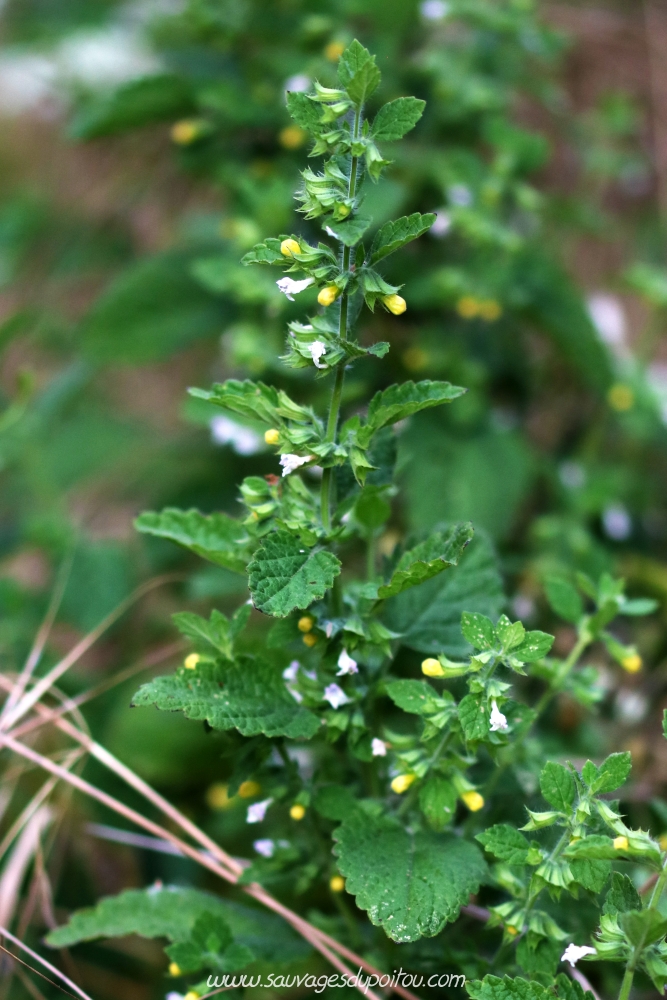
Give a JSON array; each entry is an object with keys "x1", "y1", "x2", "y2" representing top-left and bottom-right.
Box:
[
  {"x1": 476, "y1": 825, "x2": 531, "y2": 864},
  {"x1": 132, "y1": 656, "x2": 320, "y2": 739},
  {"x1": 333, "y1": 813, "x2": 486, "y2": 942},
  {"x1": 371, "y1": 97, "x2": 425, "y2": 142},
  {"x1": 248, "y1": 530, "x2": 341, "y2": 617},
  {"x1": 466, "y1": 976, "x2": 551, "y2": 1000},
  {"x1": 539, "y1": 762, "x2": 576, "y2": 811},
  {"x1": 362, "y1": 380, "x2": 466, "y2": 443},
  {"x1": 337, "y1": 40, "x2": 381, "y2": 105},
  {"x1": 369, "y1": 213, "x2": 436, "y2": 264},
  {"x1": 135, "y1": 508, "x2": 252, "y2": 573},
  {"x1": 166, "y1": 912, "x2": 253, "y2": 973},
  {"x1": 375, "y1": 522, "x2": 473, "y2": 599}
]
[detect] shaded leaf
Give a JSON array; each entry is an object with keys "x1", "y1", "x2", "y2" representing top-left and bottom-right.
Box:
[
  {"x1": 369, "y1": 213, "x2": 435, "y2": 265},
  {"x1": 476, "y1": 825, "x2": 531, "y2": 865},
  {"x1": 375, "y1": 522, "x2": 473, "y2": 599},
  {"x1": 371, "y1": 97, "x2": 425, "y2": 142},
  {"x1": 135, "y1": 508, "x2": 252, "y2": 574},
  {"x1": 248, "y1": 530, "x2": 341, "y2": 617},
  {"x1": 540, "y1": 762, "x2": 575, "y2": 811}
]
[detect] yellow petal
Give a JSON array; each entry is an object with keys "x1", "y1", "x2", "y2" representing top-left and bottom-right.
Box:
[
  {"x1": 391, "y1": 774, "x2": 416, "y2": 794},
  {"x1": 421, "y1": 657, "x2": 445, "y2": 677},
  {"x1": 461, "y1": 791, "x2": 485, "y2": 812},
  {"x1": 290, "y1": 804, "x2": 306, "y2": 821}
]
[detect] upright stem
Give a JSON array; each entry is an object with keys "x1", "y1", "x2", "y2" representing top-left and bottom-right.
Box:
[
  {"x1": 617, "y1": 861, "x2": 667, "y2": 1000},
  {"x1": 320, "y1": 106, "x2": 361, "y2": 533}
]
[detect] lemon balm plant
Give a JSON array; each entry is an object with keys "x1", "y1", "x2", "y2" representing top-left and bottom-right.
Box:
[{"x1": 44, "y1": 41, "x2": 666, "y2": 1000}]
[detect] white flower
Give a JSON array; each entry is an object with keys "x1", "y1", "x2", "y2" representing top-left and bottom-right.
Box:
[
  {"x1": 489, "y1": 700, "x2": 509, "y2": 732},
  {"x1": 371, "y1": 738, "x2": 387, "y2": 757},
  {"x1": 448, "y1": 183, "x2": 473, "y2": 207},
  {"x1": 430, "y1": 208, "x2": 452, "y2": 236},
  {"x1": 421, "y1": 0, "x2": 449, "y2": 19},
  {"x1": 603, "y1": 503, "x2": 631, "y2": 541},
  {"x1": 279, "y1": 453, "x2": 312, "y2": 477},
  {"x1": 324, "y1": 683, "x2": 350, "y2": 709},
  {"x1": 246, "y1": 798, "x2": 273, "y2": 824},
  {"x1": 282, "y1": 660, "x2": 300, "y2": 682},
  {"x1": 210, "y1": 415, "x2": 262, "y2": 455},
  {"x1": 587, "y1": 293, "x2": 626, "y2": 351},
  {"x1": 309, "y1": 340, "x2": 328, "y2": 368},
  {"x1": 166, "y1": 993, "x2": 185, "y2": 1000},
  {"x1": 253, "y1": 838, "x2": 275, "y2": 858},
  {"x1": 561, "y1": 944, "x2": 596, "y2": 967},
  {"x1": 285, "y1": 74, "x2": 311, "y2": 93},
  {"x1": 287, "y1": 686, "x2": 303, "y2": 703},
  {"x1": 276, "y1": 276, "x2": 314, "y2": 301},
  {"x1": 337, "y1": 650, "x2": 358, "y2": 676}
]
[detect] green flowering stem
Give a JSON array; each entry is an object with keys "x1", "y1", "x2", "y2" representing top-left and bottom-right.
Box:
[
  {"x1": 320, "y1": 106, "x2": 362, "y2": 533},
  {"x1": 617, "y1": 860, "x2": 667, "y2": 1000}
]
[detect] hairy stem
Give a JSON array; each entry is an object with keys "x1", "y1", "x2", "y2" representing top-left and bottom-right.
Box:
[{"x1": 617, "y1": 859, "x2": 667, "y2": 1000}]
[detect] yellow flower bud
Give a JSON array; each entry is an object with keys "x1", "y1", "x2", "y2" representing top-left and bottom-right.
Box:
[
  {"x1": 325, "y1": 41, "x2": 346, "y2": 61},
  {"x1": 421, "y1": 657, "x2": 445, "y2": 677},
  {"x1": 478, "y1": 300, "x2": 502, "y2": 322},
  {"x1": 659, "y1": 833, "x2": 667, "y2": 851},
  {"x1": 608, "y1": 383, "x2": 634, "y2": 412},
  {"x1": 302, "y1": 632, "x2": 318, "y2": 647},
  {"x1": 290, "y1": 804, "x2": 306, "y2": 821},
  {"x1": 298, "y1": 616, "x2": 314, "y2": 633},
  {"x1": 382, "y1": 294, "x2": 407, "y2": 316},
  {"x1": 456, "y1": 296, "x2": 479, "y2": 319},
  {"x1": 184, "y1": 993, "x2": 200, "y2": 1000},
  {"x1": 461, "y1": 791, "x2": 485, "y2": 812},
  {"x1": 205, "y1": 783, "x2": 230, "y2": 810},
  {"x1": 613, "y1": 836, "x2": 629, "y2": 850},
  {"x1": 330, "y1": 875, "x2": 345, "y2": 892},
  {"x1": 280, "y1": 238, "x2": 302, "y2": 257},
  {"x1": 168, "y1": 962, "x2": 182, "y2": 977},
  {"x1": 505, "y1": 926, "x2": 519, "y2": 937},
  {"x1": 318, "y1": 285, "x2": 339, "y2": 307},
  {"x1": 171, "y1": 120, "x2": 201, "y2": 145},
  {"x1": 264, "y1": 428, "x2": 280, "y2": 445},
  {"x1": 336, "y1": 204, "x2": 351, "y2": 218},
  {"x1": 238, "y1": 780, "x2": 261, "y2": 799},
  {"x1": 391, "y1": 774, "x2": 416, "y2": 795},
  {"x1": 184, "y1": 653, "x2": 200, "y2": 670},
  {"x1": 621, "y1": 653, "x2": 642, "y2": 674},
  {"x1": 279, "y1": 125, "x2": 307, "y2": 149}
]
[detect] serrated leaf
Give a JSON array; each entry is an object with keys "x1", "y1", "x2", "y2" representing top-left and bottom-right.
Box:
[
  {"x1": 337, "y1": 39, "x2": 381, "y2": 106},
  {"x1": 362, "y1": 380, "x2": 466, "y2": 443},
  {"x1": 166, "y1": 912, "x2": 253, "y2": 973},
  {"x1": 369, "y1": 213, "x2": 436, "y2": 265},
  {"x1": 240, "y1": 239, "x2": 284, "y2": 265},
  {"x1": 495, "y1": 615, "x2": 525, "y2": 652},
  {"x1": 419, "y1": 777, "x2": 457, "y2": 831},
  {"x1": 563, "y1": 835, "x2": 618, "y2": 861},
  {"x1": 514, "y1": 630, "x2": 554, "y2": 662},
  {"x1": 620, "y1": 909, "x2": 667, "y2": 948},
  {"x1": 371, "y1": 97, "x2": 425, "y2": 142},
  {"x1": 247, "y1": 530, "x2": 341, "y2": 617},
  {"x1": 461, "y1": 612, "x2": 496, "y2": 650},
  {"x1": 46, "y1": 886, "x2": 308, "y2": 962},
  {"x1": 132, "y1": 655, "x2": 320, "y2": 739},
  {"x1": 476, "y1": 825, "x2": 531, "y2": 864},
  {"x1": 554, "y1": 972, "x2": 595, "y2": 1000},
  {"x1": 135, "y1": 508, "x2": 253, "y2": 573},
  {"x1": 333, "y1": 813, "x2": 485, "y2": 942},
  {"x1": 286, "y1": 91, "x2": 322, "y2": 132},
  {"x1": 544, "y1": 576, "x2": 583, "y2": 623},
  {"x1": 171, "y1": 607, "x2": 249, "y2": 659},
  {"x1": 376, "y1": 522, "x2": 473, "y2": 599},
  {"x1": 603, "y1": 872, "x2": 641, "y2": 916},
  {"x1": 385, "y1": 532, "x2": 504, "y2": 656},
  {"x1": 385, "y1": 679, "x2": 443, "y2": 716},
  {"x1": 466, "y1": 975, "x2": 551, "y2": 1000},
  {"x1": 458, "y1": 693, "x2": 489, "y2": 741},
  {"x1": 324, "y1": 214, "x2": 372, "y2": 246},
  {"x1": 540, "y1": 762, "x2": 575, "y2": 811},
  {"x1": 593, "y1": 752, "x2": 632, "y2": 794},
  {"x1": 190, "y1": 379, "x2": 314, "y2": 426},
  {"x1": 569, "y1": 858, "x2": 610, "y2": 893}
]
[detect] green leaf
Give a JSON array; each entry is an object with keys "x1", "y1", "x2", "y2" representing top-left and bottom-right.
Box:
[
  {"x1": 286, "y1": 91, "x2": 322, "y2": 132},
  {"x1": 516, "y1": 934, "x2": 561, "y2": 977},
  {"x1": 563, "y1": 835, "x2": 618, "y2": 861},
  {"x1": 190, "y1": 379, "x2": 314, "y2": 426},
  {"x1": 476, "y1": 825, "x2": 531, "y2": 864},
  {"x1": 363, "y1": 380, "x2": 466, "y2": 441},
  {"x1": 324, "y1": 214, "x2": 372, "y2": 246},
  {"x1": 376, "y1": 522, "x2": 473, "y2": 599},
  {"x1": 458, "y1": 693, "x2": 490, "y2": 741},
  {"x1": 544, "y1": 576, "x2": 583, "y2": 623},
  {"x1": 70, "y1": 74, "x2": 195, "y2": 140},
  {"x1": 166, "y1": 912, "x2": 253, "y2": 973},
  {"x1": 569, "y1": 858, "x2": 610, "y2": 893},
  {"x1": 539, "y1": 762, "x2": 575, "y2": 811},
  {"x1": 371, "y1": 97, "x2": 425, "y2": 142},
  {"x1": 132, "y1": 655, "x2": 320, "y2": 739},
  {"x1": 135, "y1": 508, "x2": 252, "y2": 574},
  {"x1": 171, "y1": 607, "x2": 249, "y2": 660},
  {"x1": 385, "y1": 532, "x2": 504, "y2": 656},
  {"x1": 466, "y1": 975, "x2": 551, "y2": 1000},
  {"x1": 313, "y1": 785, "x2": 359, "y2": 822},
  {"x1": 337, "y1": 40, "x2": 381, "y2": 106},
  {"x1": 554, "y1": 972, "x2": 595, "y2": 1000},
  {"x1": 385, "y1": 679, "x2": 443, "y2": 716},
  {"x1": 46, "y1": 886, "x2": 308, "y2": 962},
  {"x1": 461, "y1": 612, "x2": 496, "y2": 651},
  {"x1": 247, "y1": 530, "x2": 341, "y2": 617},
  {"x1": 369, "y1": 213, "x2": 436, "y2": 265},
  {"x1": 620, "y1": 909, "x2": 667, "y2": 948},
  {"x1": 514, "y1": 630, "x2": 554, "y2": 662},
  {"x1": 603, "y1": 872, "x2": 641, "y2": 916},
  {"x1": 618, "y1": 597, "x2": 658, "y2": 616},
  {"x1": 593, "y1": 752, "x2": 632, "y2": 794},
  {"x1": 333, "y1": 813, "x2": 485, "y2": 942},
  {"x1": 419, "y1": 777, "x2": 457, "y2": 831},
  {"x1": 495, "y1": 615, "x2": 525, "y2": 652}
]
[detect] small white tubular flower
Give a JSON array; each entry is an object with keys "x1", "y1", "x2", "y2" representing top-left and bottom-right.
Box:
[
  {"x1": 285, "y1": 74, "x2": 311, "y2": 93},
  {"x1": 276, "y1": 276, "x2": 314, "y2": 301},
  {"x1": 253, "y1": 838, "x2": 275, "y2": 858},
  {"x1": 246, "y1": 798, "x2": 273, "y2": 824},
  {"x1": 561, "y1": 944, "x2": 596, "y2": 967},
  {"x1": 337, "y1": 650, "x2": 358, "y2": 675},
  {"x1": 489, "y1": 700, "x2": 509, "y2": 732},
  {"x1": 210, "y1": 415, "x2": 262, "y2": 455},
  {"x1": 324, "y1": 683, "x2": 350, "y2": 709},
  {"x1": 279, "y1": 453, "x2": 312, "y2": 476},
  {"x1": 282, "y1": 660, "x2": 300, "y2": 681},
  {"x1": 371, "y1": 738, "x2": 387, "y2": 757},
  {"x1": 309, "y1": 340, "x2": 327, "y2": 368}
]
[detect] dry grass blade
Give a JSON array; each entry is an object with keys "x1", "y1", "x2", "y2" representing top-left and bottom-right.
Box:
[
  {"x1": 0, "y1": 574, "x2": 182, "y2": 733},
  {"x1": 0, "y1": 926, "x2": 95, "y2": 1000},
  {"x1": 0, "y1": 806, "x2": 52, "y2": 928}
]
